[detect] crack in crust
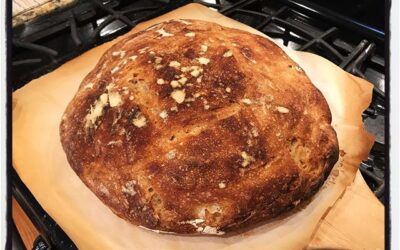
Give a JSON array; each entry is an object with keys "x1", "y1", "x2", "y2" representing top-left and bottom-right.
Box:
[{"x1": 60, "y1": 19, "x2": 339, "y2": 234}]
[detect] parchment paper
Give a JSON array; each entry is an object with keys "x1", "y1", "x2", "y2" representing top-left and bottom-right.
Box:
[{"x1": 12, "y1": 4, "x2": 375, "y2": 250}]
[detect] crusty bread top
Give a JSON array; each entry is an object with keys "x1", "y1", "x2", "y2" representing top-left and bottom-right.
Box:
[{"x1": 60, "y1": 19, "x2": 339, "y2": 235}]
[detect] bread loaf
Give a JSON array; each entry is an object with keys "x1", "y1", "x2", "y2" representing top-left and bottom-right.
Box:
[{"x1": 60, "y1": 19, "x2": 339, "y2": 235}]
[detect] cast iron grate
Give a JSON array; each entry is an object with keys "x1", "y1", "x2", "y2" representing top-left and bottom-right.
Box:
[{"x1": 11, "y1": 0, "x2": 386, "y2": 248}]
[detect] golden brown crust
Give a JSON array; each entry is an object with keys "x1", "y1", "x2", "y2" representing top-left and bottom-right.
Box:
[{"x1": 60, "y1": 19, "x2": 339, "y2": 235}]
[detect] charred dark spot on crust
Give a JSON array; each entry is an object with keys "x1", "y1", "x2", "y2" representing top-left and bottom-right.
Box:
[
  {"x1": 225, "y1": 154, "x2": 243, "y2": 169},
  {"x1": 318, "y1": 131, "x2": 330, "y2": 145},
  {"x1": 158, "y1": 85, "x2": 173, "y2": 99},
  {"x1": 279, "y1": 172, "x2": 301, "y2": 193},
  {"x1": 184, "y1": 48, "x2": 196, "y2": 59},
  {"x1": 147, "y1": 163, "x2": 161, "y2": 175},
  {"x1": 219, "y1": 115, "x2": 241, "y2": 134},
  {"x1": 126, "y1": 192, "x2": 160, "y2": 228},
  {"x1": 97, "y1": 80, "x2": 108, "y2": 90},
  {"x1": 200, "y1": 54, "x2": 246, "y2": 106}
]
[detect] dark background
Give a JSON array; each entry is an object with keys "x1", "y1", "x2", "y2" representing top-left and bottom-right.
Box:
[{"x1": 308, "y1": 0, "x2": 384, "y2": 30}]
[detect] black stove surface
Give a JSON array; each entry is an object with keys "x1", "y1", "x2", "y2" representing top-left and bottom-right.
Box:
[
  {"x1": 306, "y1": 0, "x2": 385, "y2": 31},
  {"x1": 11, "y1": 0, "x2": 386, "y2": 249}
]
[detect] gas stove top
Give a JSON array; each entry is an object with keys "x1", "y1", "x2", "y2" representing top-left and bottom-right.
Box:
[{"x1": 11, "y1": 0, "x2": 386, "y2": 249}]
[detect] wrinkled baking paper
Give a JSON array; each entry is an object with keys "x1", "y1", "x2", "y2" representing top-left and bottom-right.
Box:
[{"x1": 13, "y1": 3, "x2": 375, "y2": 250}]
